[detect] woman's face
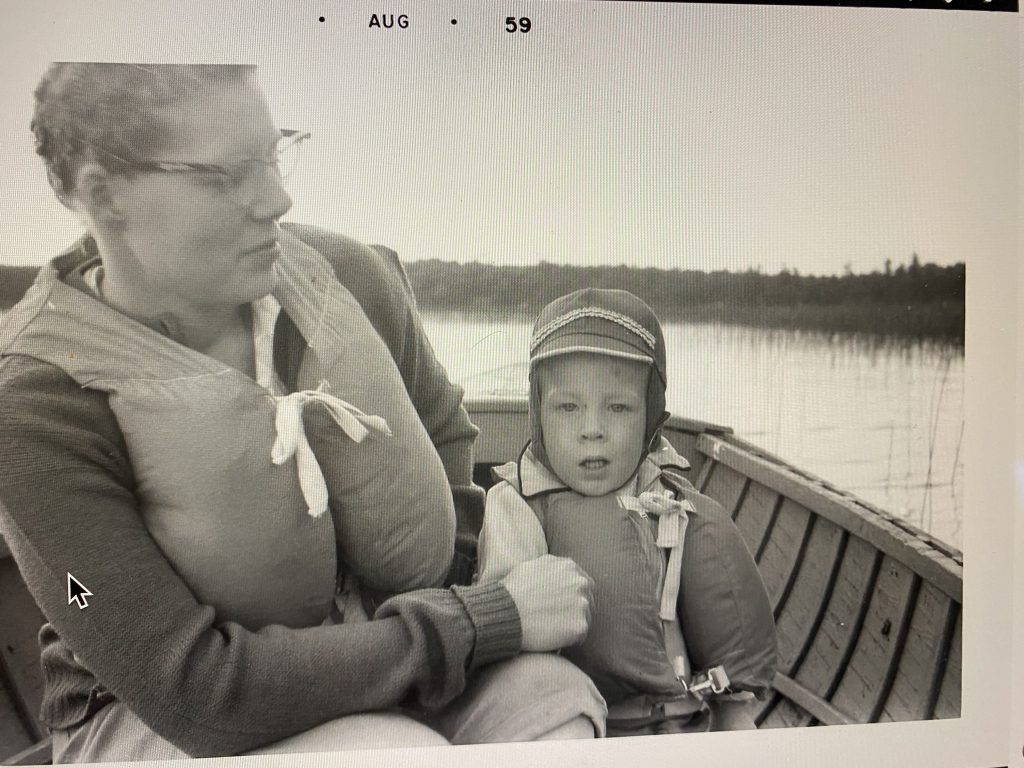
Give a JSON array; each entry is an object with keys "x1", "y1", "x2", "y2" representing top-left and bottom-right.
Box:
[{"x1": 110, "y1": 79, "x2": 294, "y2": 312}]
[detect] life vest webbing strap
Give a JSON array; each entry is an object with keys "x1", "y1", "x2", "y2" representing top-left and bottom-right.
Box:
[
  {"x1": 606, "y1": 693, "x2": 704, "y2": 722},
  {"x1": 664, "y1": 618, "x2": 691, "y2": 683},
  {"x1": 621, "y1": 491, "x2": 693, "y2": 620}
]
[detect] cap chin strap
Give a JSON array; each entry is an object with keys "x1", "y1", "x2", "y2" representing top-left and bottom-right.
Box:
[{"x1": 646, "y1": 410, "x2": 670, "y2": 451}]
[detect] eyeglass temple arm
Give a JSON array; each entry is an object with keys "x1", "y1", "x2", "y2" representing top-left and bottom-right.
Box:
[{"x1": 280, "y1": 129, "x2": 312, "y2": 148}]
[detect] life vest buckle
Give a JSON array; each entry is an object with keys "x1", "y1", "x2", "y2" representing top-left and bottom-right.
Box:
[{"x1": 682, "y1": 665, "x2": 730, "y2": 698}]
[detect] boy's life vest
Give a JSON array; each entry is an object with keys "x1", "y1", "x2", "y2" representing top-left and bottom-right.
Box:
[
  {"x1": 492, "y1": 440, "x2": 777, "y2": 704},
  {"x1": 0, "y1": 229, "x2": 457, "y2": 630}
]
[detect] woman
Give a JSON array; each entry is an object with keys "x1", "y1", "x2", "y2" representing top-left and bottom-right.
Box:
[{"x1": 0, "y1": 63, "x2": 604, "y2": 761}]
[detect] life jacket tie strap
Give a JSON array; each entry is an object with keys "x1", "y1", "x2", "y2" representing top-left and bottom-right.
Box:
[
  {"x1": 633, "y1": 490, "x2": 693, "y2": 620},
  {"x1": 271, "y1": 381, "x2": 392, "y2": 517}
]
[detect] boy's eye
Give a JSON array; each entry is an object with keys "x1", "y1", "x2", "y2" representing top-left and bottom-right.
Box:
[
  {"x1": 557, "y1": 402, "x2": 578, "y2": 413},
  {"x1": 609, "y1": 403, "x2": 631, "y2": 413}
]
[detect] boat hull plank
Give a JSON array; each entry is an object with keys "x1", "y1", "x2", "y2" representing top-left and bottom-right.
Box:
[
  {"x1": 878, "y1": 580, "x2": 959, "y2": 721},
  {"x1": 771, "y1": 536, "x2": 878, "y2": 725},
  {"x1": 695, "y1": 435, "x2": 962, "y2": 603},
  {"x1": 731, "y1": 481, "x2": 780, "y2": 562},
  {"x1": 754, "y1": 516, "x2": 844, "y2": 726},
  {"x1": 829, "y1": 555, "x2": 918, "y2": 722},
  {"x1": 931, "y1": 611, "x2": 962, "y2": 719},
  {"x1": 699, "y1": 462, "x2": 748, "y2": 520},
  {"x1": 756, "y1": 498, "x2": 813, "y2": 615},
  {"x1": 773, "y1": 518, "x2": 847, "y2": 670}
]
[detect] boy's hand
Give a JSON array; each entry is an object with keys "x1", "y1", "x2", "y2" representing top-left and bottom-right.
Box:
[{"x1": 501, "y1": 555, "x2": 594, "y2": 652}]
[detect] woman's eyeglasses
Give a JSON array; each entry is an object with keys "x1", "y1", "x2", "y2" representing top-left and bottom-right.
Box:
[{"x1": 89, "y1": 129, "x2": 311, "y2": 207}]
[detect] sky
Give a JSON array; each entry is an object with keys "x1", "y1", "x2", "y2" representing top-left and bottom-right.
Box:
[{"x1": 0, "y1": 2, "x2": 1016, "y2": 276}]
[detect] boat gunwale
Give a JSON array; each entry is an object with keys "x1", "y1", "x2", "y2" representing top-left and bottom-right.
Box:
[
  {"x1": 697, "y1": 434, "x2": 962, "y2": 603},
  {"x1": 702, "y1": 431, "x2": 963, "y2": 563}
]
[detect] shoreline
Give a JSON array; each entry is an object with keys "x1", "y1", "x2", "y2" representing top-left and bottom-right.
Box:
[
  {"x1": 420, "y1": 302, "x2": 965, "y2": 347},
  {"x1": 2, "y1": 261, "x2": 965, "y2": 345}
]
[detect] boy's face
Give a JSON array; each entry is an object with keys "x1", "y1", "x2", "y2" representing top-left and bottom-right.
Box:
[{"x1": 537, "y1": 353, "x2": 649, "y2": 496}]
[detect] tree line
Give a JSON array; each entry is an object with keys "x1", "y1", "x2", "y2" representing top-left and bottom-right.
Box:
[
  {"x1": 405, "y1": 255, "x2": 964, "y2": 344},
  {"x1": 1, "y1": 256, "x2": 965, "y2": 344}
]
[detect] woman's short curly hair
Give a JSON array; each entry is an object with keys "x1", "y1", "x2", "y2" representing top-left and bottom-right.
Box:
[{"x1": 31, "y1": 63, "x2": 256, "y2": 198}]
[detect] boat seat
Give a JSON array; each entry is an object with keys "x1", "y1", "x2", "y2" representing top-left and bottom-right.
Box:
[{"x1": 444, "y1": 485, "x2": 486, "y2": 587}]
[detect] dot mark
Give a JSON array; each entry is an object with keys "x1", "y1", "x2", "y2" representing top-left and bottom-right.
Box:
[
  {"x1": 319, "y1": 16, "x2": 325, "y2": 22},
  {"x1": 450, "y1": 18, "x2": 457, "y2": 25}
]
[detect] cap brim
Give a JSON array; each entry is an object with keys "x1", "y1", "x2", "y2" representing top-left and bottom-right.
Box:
[{"x1": 531, "y1": 330, "x2": 654, "y2": 367}]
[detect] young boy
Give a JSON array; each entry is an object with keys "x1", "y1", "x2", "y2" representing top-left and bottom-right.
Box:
[{"x1": 477, "y1": 288, "x2": 777, "y2": 735}]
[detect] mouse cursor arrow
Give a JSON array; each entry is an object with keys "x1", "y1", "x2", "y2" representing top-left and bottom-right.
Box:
[{"x1": 67, "y1": 573, "x2": 93, "y2": 609}]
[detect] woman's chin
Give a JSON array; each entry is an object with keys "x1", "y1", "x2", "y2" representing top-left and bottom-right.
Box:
[{"x1": 239, "y1": 264, "x2": 281, "y2": 302}]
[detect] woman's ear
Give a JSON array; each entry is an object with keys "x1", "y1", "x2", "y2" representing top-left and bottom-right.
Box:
[{"x1": 69, "y1": 162, "x2": 125, "y2": 225}]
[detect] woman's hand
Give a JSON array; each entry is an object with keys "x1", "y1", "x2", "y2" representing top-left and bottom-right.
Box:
[{"x1": 500, "y1": 555, "x2": 594, "y2": 652}]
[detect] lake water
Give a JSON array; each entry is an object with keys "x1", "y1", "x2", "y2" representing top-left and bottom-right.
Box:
[{"x1": 422, "y1": 316, "x2": 965, "y2": 550}]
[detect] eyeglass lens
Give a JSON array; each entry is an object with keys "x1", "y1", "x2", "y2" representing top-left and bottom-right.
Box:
[
  {"x1": 276, "y1": 137, "x2": 303, "y2": 181},
  {"x1": 231, "y1": 134, "x2": 306, "y2": 206}
]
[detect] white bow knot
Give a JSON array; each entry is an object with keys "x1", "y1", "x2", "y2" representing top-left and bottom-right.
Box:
[{"x1": 271, "y1": 382, "x2": 392, "y2": 517}]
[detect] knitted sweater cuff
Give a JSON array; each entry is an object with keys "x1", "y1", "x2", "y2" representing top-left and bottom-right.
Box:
[{"x1": 451, "y1": 582, "x2": 522, "y2": 670}]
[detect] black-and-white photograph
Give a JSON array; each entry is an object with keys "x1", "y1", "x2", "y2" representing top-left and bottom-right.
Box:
[{"x1": 0, "y1": 2, "x2": 1017, "y2": 767}]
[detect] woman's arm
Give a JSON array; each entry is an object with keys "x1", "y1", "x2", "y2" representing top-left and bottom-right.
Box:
[
  {"x1": 0, "y1": 356, "x2": 518, "y2": 757},
  {"x1": 372, "y1": 243, "x2": 478, "y2": 485}
]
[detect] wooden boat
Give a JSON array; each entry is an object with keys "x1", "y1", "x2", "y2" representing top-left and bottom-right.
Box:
[
  {"x1": 468, "y1": 397, "x2": 963, "y2": 729},
  {"x1": 0, "y1": 396, "x2": 963, "y2": 765}
]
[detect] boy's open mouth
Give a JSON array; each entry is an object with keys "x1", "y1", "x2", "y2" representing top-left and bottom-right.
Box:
[{"x1": 580, "y1": 458, "x2": 608, "y2": 470}]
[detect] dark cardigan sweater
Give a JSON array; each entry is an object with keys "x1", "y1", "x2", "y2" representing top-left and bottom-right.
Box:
[{"x1": 0, "y1": 224, "x2": 520, "y2": 757}]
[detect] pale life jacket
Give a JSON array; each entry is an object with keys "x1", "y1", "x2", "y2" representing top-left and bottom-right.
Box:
[
  {"x1": 492, "y1": 439, "x2": 777, "y2": 705},
  {"x1": 0, "y1": 230, "x2": 456, "y2": 630}
]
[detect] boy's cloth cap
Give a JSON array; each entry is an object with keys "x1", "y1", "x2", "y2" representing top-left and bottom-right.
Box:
[{"x1": 529, "y1": 288, "x2": 666, "y2": 385}]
